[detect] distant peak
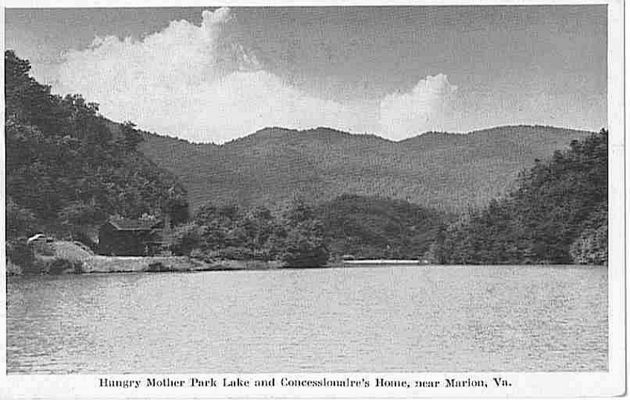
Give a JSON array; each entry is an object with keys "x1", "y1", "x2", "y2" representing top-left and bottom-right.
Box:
[
  {"x1": 399, "y1": 125, "x2": 595, "y2": 144},
  {"x1": 254, "y1": 126, "x2": 297, "y2": 134}
]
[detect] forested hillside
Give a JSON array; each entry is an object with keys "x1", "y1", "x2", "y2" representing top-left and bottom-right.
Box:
[
  {"x1": 5, "y1": 50, "x2": 606, "y2": 268},
  {"x1": 428, "y1": 129, "x2": 608, "y2": 265},
  {"x1": 139, "y1": 125, "x2": 593, "y2": 212},
  {"x1": 5, "y1": 51, "x2": 189, "y2": 248},
  {"x1": 317, "y1": 194, "x2": 448, "y2": 259}
]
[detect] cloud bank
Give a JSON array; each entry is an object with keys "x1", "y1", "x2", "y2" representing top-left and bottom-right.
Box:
[
  {"x1": 379, "y1": 74, "x2": 457, "y2": 140},
  {"x1": 55, "y1": 8, "x2": 456, "y2": 143}
]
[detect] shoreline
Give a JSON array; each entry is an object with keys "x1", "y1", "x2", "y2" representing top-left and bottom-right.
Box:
[
  {"x1": 7, "y1": 242, "x2": 602, "y2": 276},
  {"x1": 7, "y1": 241, "x2": 432, "y2": 276},
  {"x1": 342, "y1": 259, "x2": 423, "y2": 266},
  {"x1": 7, "y1": 253, "x2": 433, "y2": 276},
  {"x1": 7, "y1": 255, "x2": 287, "y2": 276}
]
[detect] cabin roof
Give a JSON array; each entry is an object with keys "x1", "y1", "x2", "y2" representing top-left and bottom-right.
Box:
[{"x1": 107, "y1": 217, "x2": 160, "y2": 231}]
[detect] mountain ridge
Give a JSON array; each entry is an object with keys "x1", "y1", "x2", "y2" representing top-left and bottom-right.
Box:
[{"x1": 137, "y1": 124, "x2": 595, "y2": 212}]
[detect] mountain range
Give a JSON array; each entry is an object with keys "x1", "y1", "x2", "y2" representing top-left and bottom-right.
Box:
[{"x1": 137, "y1": 125, "x2": 593, "y2": 212}]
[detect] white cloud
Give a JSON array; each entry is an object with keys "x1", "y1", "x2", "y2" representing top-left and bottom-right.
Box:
[
  {"x1": 54, "y1": 8, "x2": 456, "y2": 143},
  {"x1": 379, "y1": 74, "x2": 458, "y2": 140}
]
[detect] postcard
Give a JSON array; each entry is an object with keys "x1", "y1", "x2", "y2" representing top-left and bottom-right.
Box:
[{"x1": 1, "y1": 0, "x2": 625, "y2": 398}]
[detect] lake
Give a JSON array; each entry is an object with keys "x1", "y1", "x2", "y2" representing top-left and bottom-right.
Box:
[{"x1": 6, "y1": 265, "x2": 607, "y2": 373}]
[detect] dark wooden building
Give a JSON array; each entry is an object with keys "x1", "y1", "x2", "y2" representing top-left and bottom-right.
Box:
[{"x1": 98, "y1": 218, "x2": 165, "y2": 256}]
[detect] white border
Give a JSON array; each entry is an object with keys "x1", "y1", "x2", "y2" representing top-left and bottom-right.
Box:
[
  {"x1": 0, "y1": 0, "x2": 625, "y2": 398},
  {"x1": 0, "y1": 0, "x2": 617, "y2": 7}
]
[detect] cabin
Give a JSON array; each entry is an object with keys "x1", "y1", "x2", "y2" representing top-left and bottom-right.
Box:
[{"x1": 98, "y1": 217, "x2": 168, "y2": 256}]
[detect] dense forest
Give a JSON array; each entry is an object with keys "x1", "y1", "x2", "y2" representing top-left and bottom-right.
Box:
[
  {"x1": 428, "y1": 129, "x2": 608, "y2": 265},
  {"x1": 5, "y1": 51, "x2": 189, "y2": 257}
]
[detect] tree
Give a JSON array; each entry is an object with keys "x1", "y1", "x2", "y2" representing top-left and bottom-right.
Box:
[
  {"x1": 58, "y1": 201, "x2": 105, "y2": 228},
  {"x1": 281, "y1": 220, "x2": 329, "y2": 267},
  {"x1": 162, "y1": 186, "x2": 190, "y2": 226},
  {"x1": 283, "y1": 197, "x2": 314, "y2": 225},
  {"x1": 570, "y1": 203, "x2": 608, "y2": 265},
  {"x1": 280, "y1": 200, "x2": 329, "y2": 267},
  {"x1": 117, "y1": 121, "x2": 143, "y2": 152},
  {"x1": 570, "y1": 224, "x2": 607, "y2": 265},
  {"x1": 6, "y1": 197, "x2": 37, "y2": 240},
  {"x1": 168, "y1": 222, "x2": 204, "y2": 255}
]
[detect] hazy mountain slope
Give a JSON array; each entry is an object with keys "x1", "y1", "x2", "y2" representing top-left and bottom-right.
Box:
[{"x1": 138, "y1": 125, "x2": 593, "y2": 212}]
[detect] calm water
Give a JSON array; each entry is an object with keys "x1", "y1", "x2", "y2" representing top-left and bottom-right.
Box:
[{"x1": 7, "y1": 265, "x2": 607, "y2": 373}]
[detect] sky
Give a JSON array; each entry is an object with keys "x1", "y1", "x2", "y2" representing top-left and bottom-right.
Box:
[{"x1": 5, "y1": 6, "x2": 607, "y2": 143}]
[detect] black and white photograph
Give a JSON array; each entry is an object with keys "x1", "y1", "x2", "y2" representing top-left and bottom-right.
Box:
[{"x1": 1, "y1": 1, "x2": 625, "y2": 398}]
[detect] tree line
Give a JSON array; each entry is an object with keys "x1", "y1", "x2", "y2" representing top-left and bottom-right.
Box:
[
  {"x1": 167, "y1": 194, "x2": 448, "y2": 266},
  {"x1": 5, "y1": 50, "x2": 189, "y2": 263},
  {"x1": 428, "y1": 129, "x2": 608, "y2": 265}
]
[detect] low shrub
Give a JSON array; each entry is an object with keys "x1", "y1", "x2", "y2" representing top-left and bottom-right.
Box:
[{"x1": 48, "y1": 258, "x2": 84, "y2": 274}]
